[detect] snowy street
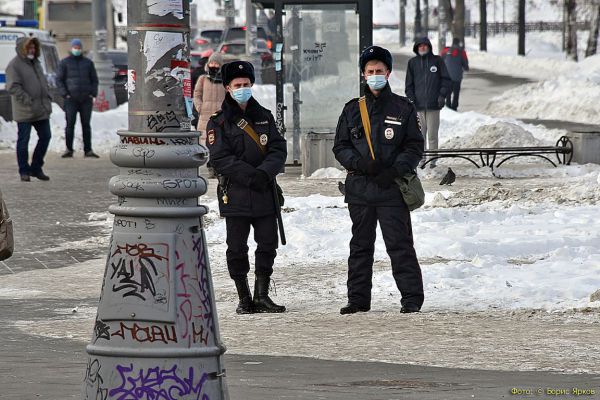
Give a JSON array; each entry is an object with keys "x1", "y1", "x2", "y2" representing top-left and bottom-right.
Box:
[
  {"x1": 1, "y1": 0, "x2": 600, "y2": 397},
  {"x1": 1, "y1": 153, "x2": 599, "y2": 377}
]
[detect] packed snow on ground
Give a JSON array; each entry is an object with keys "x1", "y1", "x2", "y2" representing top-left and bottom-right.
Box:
[
  {"x1": 306, "y1": 167, "x2": 346, "y2": 179},
  {"x1": 376, "y1": 28, "x2": 600, "y2": 125},
  {"x1": 485, "y1": 54, "x2": 600, "y2": 124},
  {"x1": 2, "y1": 182, "x2": 600, "y2": 313}
]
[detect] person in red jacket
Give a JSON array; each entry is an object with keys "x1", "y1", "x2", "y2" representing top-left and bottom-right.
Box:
[{"x1": 441, "y1": 37, "x2": 470, "y2": 111}]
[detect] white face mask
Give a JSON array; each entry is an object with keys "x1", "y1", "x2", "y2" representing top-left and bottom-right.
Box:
[
  {"x1": 418, "y1": 49, "x2": 428, "y2": 56},
  {"x1": 26, "y1": 54, "x2": 35, "y2": 60}
]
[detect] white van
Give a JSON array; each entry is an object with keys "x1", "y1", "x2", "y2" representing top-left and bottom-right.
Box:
[{"x1": 0, "y1": 20, "x2": 62, "y2": 121}]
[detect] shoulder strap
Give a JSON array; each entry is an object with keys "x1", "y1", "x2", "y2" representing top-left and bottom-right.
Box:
[
  {"x1": 237, "y1": 118, "x2": 266, "y2": 154},
  {"x1": 358, "y1": 96, "x2": 375, "y2": 160}
]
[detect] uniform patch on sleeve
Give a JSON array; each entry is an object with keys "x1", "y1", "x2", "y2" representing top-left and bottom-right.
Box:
[
  {"x1": 207, "y1": 130, "x2": 216, "y2": 145},
  {"x1": 259, "y1": 134, "x2": 268, "y2": 146}
]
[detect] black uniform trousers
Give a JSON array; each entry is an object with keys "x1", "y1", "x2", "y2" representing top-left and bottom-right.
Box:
[
  {"x1": 348, "y1": 204, "x2": 424, "y2": 308},
  {"x1": 225, "y1": 215, "x2": 278, "y2": 280}
]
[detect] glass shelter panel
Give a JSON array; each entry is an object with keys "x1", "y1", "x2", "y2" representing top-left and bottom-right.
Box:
[{"x1": 283, "y1": 4, "x2": 360, "y2": 134}]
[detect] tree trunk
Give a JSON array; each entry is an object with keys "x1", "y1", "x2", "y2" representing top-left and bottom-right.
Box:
[
  {"x1": 518, "y1": 0, "x2": 525, "y2": 56},
  {"x1": 453, "y1": 0, "x2": 465, "y2": 41},
  {"x1": 566, "y1": 0, "x2": 578, "y2": 61},
  {"x1": 480, "y1": 0, "x2": 487, "y2": 51},
  {"x1": 424, "y1": 0, "x2": 429, "y2": 34},
  {"x1": 585, "y1": 2, "x2": 599, "y2": 57},
  {"x1": 415, "y1": 0, "x2": 423, "y2": 38},
  {"x1": 437, "y1": 0, "x2": 452, "y2": 53},
  {"x1": 399, "y1": 0, "x2": 406, "y2": 47}
]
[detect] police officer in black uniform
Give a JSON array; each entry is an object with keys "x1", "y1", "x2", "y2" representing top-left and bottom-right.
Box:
[
  {"x1": 206, "y1": 61, "x2": 287, "y2": 314},
  {"x1": 333, "y1": 46, "x2": 425, "y2": 315}
]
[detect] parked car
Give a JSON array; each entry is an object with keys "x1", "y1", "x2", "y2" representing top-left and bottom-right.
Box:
[
  {"x1": 217, "y1": 39, "x2": 273, "y2": 66},
  {"x1": 88, "y1": 49, "x2": 128, "y2": 106},
  {"x1": 192, "y1": 28, "x2": 223, "y2": 53},
  {"x1": 216, "y1": 39, "x2": 275, "y2": 84},
  {"x1": 220, "y1": 26, "x2": 272, "y2": 49}
]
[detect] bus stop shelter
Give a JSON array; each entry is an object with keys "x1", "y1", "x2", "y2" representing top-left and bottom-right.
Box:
[{"x1": 252, "y1": 0, "x2": 373, "y2": 174}]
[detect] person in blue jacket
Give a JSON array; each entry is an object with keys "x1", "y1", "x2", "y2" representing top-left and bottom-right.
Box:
[{"x1": 57, "y1": 38, "x2": 99, "y2": 158}]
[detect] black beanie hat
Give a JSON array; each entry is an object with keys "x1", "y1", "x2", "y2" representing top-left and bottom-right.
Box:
[
  {"x1": 221, "y1": 60, "x2": 255, "y2": 87},
  {"x1": 359, "y1": 45, "x2": 393, "y2": 72}
]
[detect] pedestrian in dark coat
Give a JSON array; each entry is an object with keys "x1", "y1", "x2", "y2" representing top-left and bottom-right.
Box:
[
  {"x1": 56, "y1": 38, "x2": 99, "y2": 158},
  {"x1": 6, "y1": 37, "x2": 53, "y2": 182},
  {"x1": 333, "y1": 45, "x2": 425, "y2": 315},
  {"x1": 405, "y1": 37, "x2": 451, "y2": 167},
  {"x1": 441, "y1": 37, "x2": 470, "y2": 110},
  {"x1": 206, "y1": 60, "x2": 287, "y2": 314}
]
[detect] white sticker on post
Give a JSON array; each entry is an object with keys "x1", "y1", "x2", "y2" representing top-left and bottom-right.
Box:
[
  {"x1": 147, "y1": 0, "x2": 183, "y2": 19},
  {"x1": 144, "y1": 31, "x2": 183, "y2": 73}
]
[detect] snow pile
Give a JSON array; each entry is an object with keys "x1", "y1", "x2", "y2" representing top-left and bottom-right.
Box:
[
  {"x1": 442, "y1": 121, "x2": 545, "y2": 149},
  {"x1": 0, "y1": 103, "x2": 126, "y2": 155},
  {"x1": 307, "y1": 167, "x2": 346, "y2": 179},
  {"x1": 439, "y1": 109, "x2": 566, "y2": 148},
  {"x1": 486, "y1": 54, "x2": 600, "y2": 124},
  {"x1": 200, "y1": 192, "x2": 600, "y2": 311}
]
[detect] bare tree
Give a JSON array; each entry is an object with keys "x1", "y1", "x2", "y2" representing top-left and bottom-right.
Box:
[
  {"x1": 585, "y1": 1, "x2": 600, "y2": 57},
  {"x1": 566, "y1": 0, "x2": 578, "y2": 61},
  {"x1": 424, "y1": 0, "x2": 430, "y2": 34},
  {"x1": 480, "y1": 0, "x2": 487, "y2": 51},
  {"x1": 452, "y1": 0, "x2": 465, "y2": 41},
  {"x1": 518, "y1": 0, "x2": 525, "y2": 56},
  {"x1": 415, "y1": 0, "x2": 423, "y2": 38},
  {"x1": 437, "y1": 0, "x2": 453, "y2": 52}
]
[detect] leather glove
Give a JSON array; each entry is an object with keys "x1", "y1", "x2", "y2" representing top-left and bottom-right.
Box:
[
  {"x1": 437, "y1": 95, "x2": 446, "y2": 109},
  {"x1": 249, "y1": 169, "x2": 271, "y2": 192},
  {"x1": 374, "y1": 167, "x2": 400, "y2": 189},
  {"x1": 356, "y1": 158, "x2": 383, "y2": 176}
]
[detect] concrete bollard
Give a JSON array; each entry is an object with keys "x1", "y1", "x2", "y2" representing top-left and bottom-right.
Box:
[{"x1": 82, "y1": 1, "x2": 229, "y2": 399}]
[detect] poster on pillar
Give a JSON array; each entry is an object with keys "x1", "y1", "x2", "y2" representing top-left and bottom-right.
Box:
[{"x1": 171, "y1": 59, "x2": 194, "y2": 122}]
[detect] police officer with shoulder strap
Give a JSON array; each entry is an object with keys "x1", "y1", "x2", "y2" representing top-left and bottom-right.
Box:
[
  {"x1": 333, "y1": 46, "x2": 425, "y2": 315},
  {"x1": 206, "y1": 61, "x2": 287, "y2": 314}
]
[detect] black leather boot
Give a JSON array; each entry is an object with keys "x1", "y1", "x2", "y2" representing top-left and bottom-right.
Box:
[
  {"x1": 253, "y1": 276, "x2": 286, "y2": 313},
  {"x1": 234, "y1": 278, "x2": 254, "y2": 314}
]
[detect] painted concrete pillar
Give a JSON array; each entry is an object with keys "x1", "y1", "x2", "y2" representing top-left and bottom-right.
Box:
[{"x1": 82, "y1": 1, "x2": 229, "y2": 398}]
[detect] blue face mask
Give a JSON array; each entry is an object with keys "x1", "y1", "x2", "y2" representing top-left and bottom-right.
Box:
[
  {"x1": 366, "y1": 74, "x2": 387, "y2": 90},
  {"x1": 231, "y1": 87, "x2": 252, "y2": 104},
  {"x1": 71, "y1": 48, "x2": 82, "y2": 57}
]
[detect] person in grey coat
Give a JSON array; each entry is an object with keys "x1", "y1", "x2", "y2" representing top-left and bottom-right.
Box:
[
  {"x1": 6, "y1": 37, "x2": 53, "y2": 182},
  {"x1": 441, "y1": 37, "x2": 470, "y2": 110},
  {"x1": 57, "y1": 38, "x2": 99, "y2": 158}
]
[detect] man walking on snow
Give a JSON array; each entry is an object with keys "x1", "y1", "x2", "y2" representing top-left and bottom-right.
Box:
[{"x1": 405, "y1": 37, "x2": 451, "y2": 168}]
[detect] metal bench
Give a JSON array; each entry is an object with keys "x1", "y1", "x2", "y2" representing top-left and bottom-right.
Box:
[{"x1": 421, "y1": 136, "x2": 573, "y2": 170}]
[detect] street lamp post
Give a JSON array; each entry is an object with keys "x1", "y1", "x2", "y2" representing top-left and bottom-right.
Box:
[{"x1": 82, "y1": 1, "x2": 229, "y2": 399}]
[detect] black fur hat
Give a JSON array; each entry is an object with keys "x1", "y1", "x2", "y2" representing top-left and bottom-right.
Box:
[
  {"x1": 221, "y1": 60, "x2": 255, "y2": 87},
  {"x1": 359, "y1": 45, "x2": 393, "y2": 72}
]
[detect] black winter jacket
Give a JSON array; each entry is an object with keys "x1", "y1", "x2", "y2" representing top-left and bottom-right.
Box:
[
  {"x1": 56, "y1": 54, "x2": 98, "y2": 101},
  {"x1": 333, "y1": 84, "x2": 424, "y2": 206},
  {"x1": 405, "y1": 37, "x2": 452, "y2": 111},
  {"x1": 207, "y1": 94, "x2": 287, "y2": 217}
]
